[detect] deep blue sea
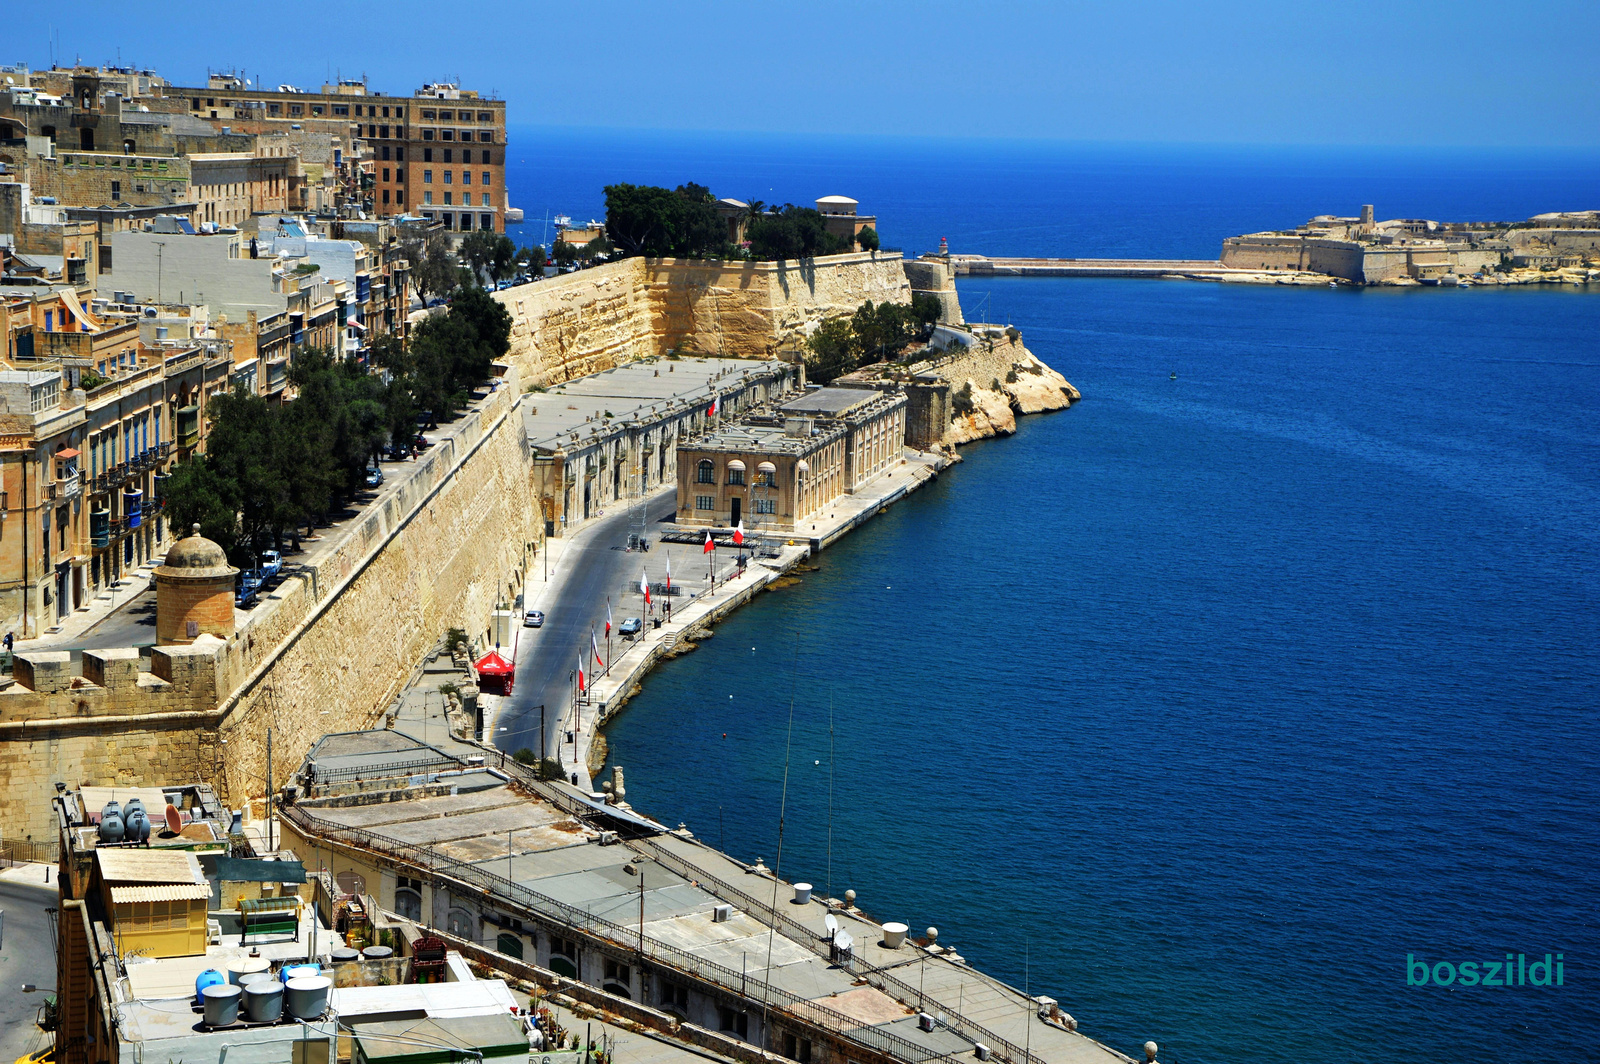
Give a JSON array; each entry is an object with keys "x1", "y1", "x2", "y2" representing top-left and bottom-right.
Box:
[{"x1": 508, "y1": 130, "x2": 1600, "y2": 1064}]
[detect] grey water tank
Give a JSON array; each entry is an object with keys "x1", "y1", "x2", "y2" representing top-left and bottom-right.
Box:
[
  {"x1": 243, "y1": 979, "x2": 283, "y2": 1023},
  {"x1": 285, "y1": 975, "x2": 332, "y2": 1020},
  {"x1": 330, "y1": 947, "x2": 360, "y2": 964},
  {"x1": 98, "y1": 801, "x2": 125, "y2": 843},
  {"x1": 202, "y1": 983, "x2": 241, "y2": 1026},
  {"x1": 361, "y1": 945, "x2": 393, "y2": 960}
]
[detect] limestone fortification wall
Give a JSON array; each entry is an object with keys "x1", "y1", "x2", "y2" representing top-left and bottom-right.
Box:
[
  {"x1": 645, "y1": 252, "x2": 911, "y2": 359},
  {"x1": 0, "y1": 252, "x2": 923, "y2": 846}
]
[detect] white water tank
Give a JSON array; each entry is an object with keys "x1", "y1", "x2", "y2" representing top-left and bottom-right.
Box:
[
  {"x1": 882, "y1": 922, "x2": 908, "y2": 949},
  {"x1": 793, "y1": 883, "x2": 812, "y2": 904}
]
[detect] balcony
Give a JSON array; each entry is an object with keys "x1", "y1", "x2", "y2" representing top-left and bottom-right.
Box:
[{"x1": 57, "y1": 471, "x2": 81, "y2": 500}]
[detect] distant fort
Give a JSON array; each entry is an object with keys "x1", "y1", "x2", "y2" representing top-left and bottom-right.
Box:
[{"x1": 942, "y1": 208, "x2": 1600, "y2": 287}]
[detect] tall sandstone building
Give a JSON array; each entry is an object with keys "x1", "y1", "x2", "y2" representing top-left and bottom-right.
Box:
[{"x1": 153, "y1": 76, "x2": 508, "y2": 234}]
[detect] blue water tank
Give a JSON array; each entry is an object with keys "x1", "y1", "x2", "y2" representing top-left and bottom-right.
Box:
[
  {"x1": 280, "y1": 963, "x2": 320, "y2": 984},
  {"x1": 195, "y1": 968, "x2": 226, "y2": 1006}
]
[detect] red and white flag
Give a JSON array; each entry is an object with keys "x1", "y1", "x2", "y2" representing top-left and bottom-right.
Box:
[
  {"x1": 592, "y1": 629, "x2": 604, "y2": 668},
  {"x1": 665, "y1": 555, "x2": 672, "y2": 591},
  {"x1": 605, "y1": 600, "x2": 613, "y2": 637},
  {"x1": 703, "y1": 529, "x2": 715, "y2": 554},
  {"x1": 640, "y1": 569, "x2": 652, "y2": 606},
  {"x1": 577, "y1": 652, "x2": 586, "y2": 694},
  {"x1": 733, "y1": 520, "x2": 744, "y2": 546},
  {"x1": 708, "y1": 395, "x2": 718, "y2": 417}
]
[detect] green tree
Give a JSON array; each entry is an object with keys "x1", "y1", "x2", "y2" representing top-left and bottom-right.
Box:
[
  {"x1": 162, "y1": 456, "x2": 241, "y2": 557},
  {"x1": 602, "y1": 182, "x2": 731, "y2": 259},
  {"x1": 515, "y1": 244, "x2": 547, "y2": 273},
  {"x1": 856, "y1": 225, "x2": 880, "y2": 252},
  {"x1": 458, "y1": 230, "x2": 499, "y2": 286},
  {"x1": 747, "y1": 204, "x2": 848, "y2": 261},
  {"x1": 804, "y1": 318, "x2": 859, "y2": 385},
  {"x1": 552, "y1": 239, "x2": 578, "y2": 267}
]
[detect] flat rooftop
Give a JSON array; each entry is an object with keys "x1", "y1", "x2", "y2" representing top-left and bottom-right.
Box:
[
  {"x1": 779, "y1": 386, "x2": 876, "y2": 416},
  {"x1": 288, "y1": 730, "x2": 1134, "y2": 1064},
  {"x1": 682, "y1": 419, "x2": 844, "y2": 457},
  {"x1": 524, "y1": 357, "x2": 791, "y2": 451}
]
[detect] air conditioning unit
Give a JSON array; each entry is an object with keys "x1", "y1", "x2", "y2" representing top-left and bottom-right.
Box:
[
  {"x1": 597, "y1": 831, "x2": 619, "y2": 846},
  {"x1": 917, "y1": 1013, "x2": 935, "y2": 1033},
  {"x1": 712, "y1": 904, "x2": 733, "y2": 923},
  {"x1": 973, "y1": 1046, "x2": 991, "y2": 1061}
]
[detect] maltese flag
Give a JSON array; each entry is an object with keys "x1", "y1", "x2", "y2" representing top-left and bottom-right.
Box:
[
  {"x1": 605, "y1": 600, "x2": 613, "y2": 637},
  {"x1": 592, "y1": 629, "x2": 604, "y2": 668},
  {"x1": 703, "y1": 529, "x2": 715, "y2": 554},
  {"x1": 708, "y1": 394, "x2": 718, "y2": 417},
  {"x1": 733, "y1": 521, "x2": 744, "y2": 546},
  {"x1": 665, "y1": 555, "x2": 672, "y2": 591},
  {"x1": 577, "y1": 653, "x2": 586, "y2": 694},
  {"x1": 641, "y1": 569, "x2": 652, "y2": 606}
]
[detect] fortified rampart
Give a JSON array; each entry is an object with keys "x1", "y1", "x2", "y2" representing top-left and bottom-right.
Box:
[{"x1": 0, "y1": 251, "x2": 926, "y2": 847}]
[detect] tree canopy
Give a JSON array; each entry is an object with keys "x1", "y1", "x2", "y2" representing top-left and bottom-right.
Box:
[
  {"x1": 603, "y1": 182, "x2": 731, "y2": 259},
  {"x1": 746, "y1": 204, "x2": 853, "y2": 261},
  {"x1": 803, "y1": 296, "x2": 943, "y2": 384}
]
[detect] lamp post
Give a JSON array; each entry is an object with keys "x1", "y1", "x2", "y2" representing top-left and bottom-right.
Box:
[{"x1": 154, "y1": 241, "x2": 166, "y2": 305}]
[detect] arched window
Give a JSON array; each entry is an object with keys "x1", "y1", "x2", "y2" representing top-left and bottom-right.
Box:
[
  {"x1": 335, "y1": 871, "x2": 366, "y2": 896},
  {"x1": 696, "y1": 460, "x2": 714, "y2": 485},
  {"x1": 549, "y1": 954, "x2": 578, "y2": 978},
  {"x1": 447, "y1": 907, "x2": 475, "y2": 938},
  {"x1": 496, "y1": 933, "x2": 524, "y2": 959}
]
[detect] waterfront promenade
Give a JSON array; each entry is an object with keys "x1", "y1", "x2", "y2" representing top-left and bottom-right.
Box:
[
  {"x1": 948, "y1": 254, "x2": 1329, "y2": 283},
  {"x1": 488, "y1": 448, "x2": 950, "y2": 788}
]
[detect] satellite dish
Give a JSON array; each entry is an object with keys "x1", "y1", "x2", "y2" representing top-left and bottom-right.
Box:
[
  {"x1": 824, "y1": 914, "x2": 838, "y2": 936},
  {"x1": 164, "y1": 803, "x2": 184, "y2": 834}
]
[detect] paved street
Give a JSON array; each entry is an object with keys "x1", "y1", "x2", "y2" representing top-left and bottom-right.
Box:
[
  {"x1": 495, "y1": 490, "x2": 677, "y2": 765},
  {"x1": 0, "y1": 867, "x2": 59, "y2": 1063}
]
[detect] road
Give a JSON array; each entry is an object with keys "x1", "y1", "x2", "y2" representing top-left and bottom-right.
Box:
[
  {"x1": 0, "y1": 873, "x2": 59, "y2": 1063},
  {"x1": 495, "y1": 490, "x2": 678, "y2": 766}
]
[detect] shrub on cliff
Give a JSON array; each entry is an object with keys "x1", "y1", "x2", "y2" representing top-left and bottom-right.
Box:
[{"x1": 804, "y1": 296, "x2": 943, "y2": 384}]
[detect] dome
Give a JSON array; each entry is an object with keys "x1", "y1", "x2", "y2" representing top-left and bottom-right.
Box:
[{"x1": 155, "y1": 525, "x2": 238, "y2": 579}]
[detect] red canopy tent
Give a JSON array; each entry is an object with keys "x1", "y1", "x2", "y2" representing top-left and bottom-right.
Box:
[{"x1": 474, "y1": 650, "x2": 515, "y2": 695}]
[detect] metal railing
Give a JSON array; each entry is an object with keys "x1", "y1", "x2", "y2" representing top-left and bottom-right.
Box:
[
  {"x1": 283, "y1": 803, "x2": 966, "y2": 1064},
  {"x1": 634, "y1": 839, "x2": 1043, "y2": 1064}
]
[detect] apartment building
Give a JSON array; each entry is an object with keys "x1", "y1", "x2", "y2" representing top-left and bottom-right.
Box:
[{"x1": 154, "y1": 76, "x2": 508, "y2": 234}]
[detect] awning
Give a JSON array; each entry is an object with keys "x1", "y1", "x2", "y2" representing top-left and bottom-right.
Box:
[
  {"x1": 757, "y1": 461, "x2": 776, "y2": 473},
  {"x1": 474, "y1": 650, "x2": 514, "y2": 676},
  {"x1": 215, "y1": 857, "x2": 307, "y2": 883},
  {"x1": 726, "y1": 459, "x2": 746, "y2": 471},
  {"x1": 55, "y1": 447, "x2": 81, "y2": 460},
  {"x1": 110, "y1": 883, "x2": 213, "y2": 904}
]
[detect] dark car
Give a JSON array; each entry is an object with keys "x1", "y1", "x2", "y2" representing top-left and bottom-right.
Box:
[
  {"x1": 523, "y1": 609, "x2": 545, "y2": 628},
  {"x1": 618, "y1": 617, "x2": 643, "y2": 637}
]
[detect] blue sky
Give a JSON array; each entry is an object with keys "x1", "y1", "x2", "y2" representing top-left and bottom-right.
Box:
[{"x1": 12, "y1": 1, "x2": 1599, "y2": 147}]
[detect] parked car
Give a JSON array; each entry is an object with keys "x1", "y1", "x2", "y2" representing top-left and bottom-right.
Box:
[
  {"x1": 364, "y1": 467, "x2": 384, "y2": 488},
  {"x1": 523, "y1": 609, "x2": 545, "y2": 628},
  {"x1": 618, "y1": 617, "x2": 643, "y2": 637},
  {"x1": 260, "y1": 550, "x2": 283, "y2": 579},
  {"x1": 240, "y1": 569, "x2": 264, "y2": 592},
  {"x1": 413, "y1": 433, "x2": 430, "y2": 451},
  {"x1": 383, "y1": 441, "x2": 410, "y2": 461},
  {"x1": 235, "y1": 583, "x2": 258, "y2": 608}
]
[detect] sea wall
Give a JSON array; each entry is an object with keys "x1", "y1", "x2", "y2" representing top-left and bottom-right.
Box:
[{"x1": 494, "y1": 258, "x2": 657, "y2": 387}]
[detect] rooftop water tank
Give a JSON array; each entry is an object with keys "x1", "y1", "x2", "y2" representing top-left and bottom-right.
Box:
[
  {"x1": 280, "y1": 963, "x2": 319, "y2": 984},
  {"x1": 227, "y1": 955, "x2": 270, "y2": 985},
  {"x1": 242, "y1": 979, "x2": 283, "y2": 1023},
  {"x1": 98, "y1": 801, "x2": 125, "y2": 843},
  {"x1": 285, "y1": 975, "x2": 332, "y2": 1020},
  {"x1": 194, "y1": 968, "x2": 226, "y2": 1006},
  {"x1": 201, "y1": 983, "x2": 240, "y2": 1026}
]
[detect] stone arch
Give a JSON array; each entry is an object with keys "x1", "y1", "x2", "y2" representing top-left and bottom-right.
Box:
[
  {"x1": 548, "y1": 954, "x2": 577, "y2": 978},
  {"x1": 496, "y1": 932, "x2": 524, "y2": 959}
]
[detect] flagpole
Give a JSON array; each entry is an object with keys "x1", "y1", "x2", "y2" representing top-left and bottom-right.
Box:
[{"x1": 607, "y1": 596, "x2": 613, "y2": 674}]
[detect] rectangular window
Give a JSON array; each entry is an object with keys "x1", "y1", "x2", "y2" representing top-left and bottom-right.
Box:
[
  {"x1": 368, "y1": 124, "x2": 376, "y2": 138},
  {"x1": 754, "y1": 498, "x2": 776, "y2": 514},
  {"x1": 333, "y1": 105, "x2": 349, "y2": 116},
  {"x1": 423, "y1": 147, "x2": 432, "y2": 162},
  {"x1": 481, "y1": 213, "x2": 493, "y2": 230},
  {"x1": 482, "y1": 171, "x2": 491, "y2": 185},
  {"x1": 460, "y1": 212, "x2": 471, "y2": 230},
  {"x1": 382, "y1": 190, "x2": 390, "y2": 204},
  {"x1": 422, "y1": 109, "x2": 436, "y2": 120},
  {"x1": 422, "y1": 129, "x2": 434, "y2": 141},
  {"x1": 443, "y1": 149, "x2": 452, "y2": 163},
  {"x1": 727, "y1": 469, "x2": 745, "y2": 486},
  {"x1": 461, "y1": 149, "x2": 472, "y2": 164},
  {"x1": 695, "y1": 496, "x2": 714, "y2": 511},
  {"x1": 268, "y1": 102, "x2": 281, "y2": 115},
  {"x1": 379, "y1": 125, "x2": 389, "y2": 139},
  {"x1": 311, "y1": 105, "x2": 324, "y2": 116},
  {"x1": 443, "y1": 171, "x2": 452, "y2": 184},
  {"x1": 382, "y1": 106, "x2": 390, "y2": 118},
  {"x1": 396, "y1": 190, "x2": 405, "y2": 205},
  {"x1": 382, "y1": 168, "x2": 390, "y2": 181},
  {"x1": 289, "y1": 104, "x2": 303, "y2": 116},
  {"x1": 462, "y1": 171, "x2": 471, "y2": 184},
  {"x1": 756, "y1": 470, "x2": 776, "y2": 487},
  {"x1": 423, "y1": 170, "x2": 432, "y2": 183},
  {"x1": 438, "y1": 110, "x2": 452, "y2": 121},
  {"x1": 478, "y1": 111, "x2": 492, "y2": 122},
  {"x1": 396, "y1": 147, "x2": 405, "y2": 161},
  {"x1": 396, "y1": 168, "x2": 404, "y2": 183},
  {"x1": 441, "y1": 129, "x2": 453, "y2": 141},
  {"x1": 396, "y1": 106, "x2": 404, "y2": 119},
  {"x1": 443, "y1": 192, "x2": 452, "y2": 205},
  {"x1": 423, "y1": 191, "x2": 432, "y2": 205},
  {"x1": 479, "y1": 130, "x2": 493, "y2": 142}
]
